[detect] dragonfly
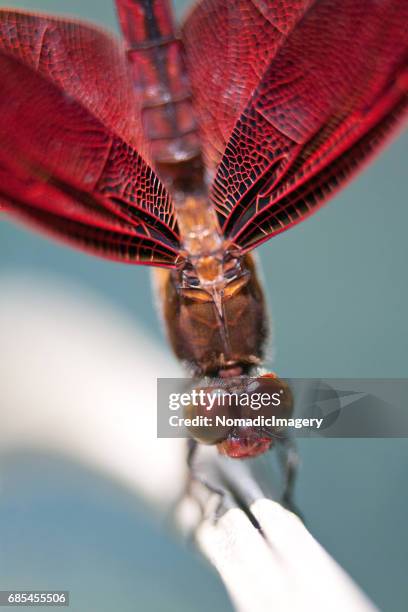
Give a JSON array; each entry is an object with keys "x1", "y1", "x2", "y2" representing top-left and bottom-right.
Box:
[{"x1": 0, "y1": 0, "x2": 407, "y2": 461}]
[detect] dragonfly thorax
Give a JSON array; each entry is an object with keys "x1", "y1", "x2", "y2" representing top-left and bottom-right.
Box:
[{"x1": 154, "y1": 251, "x2": 269, "y2": 377}]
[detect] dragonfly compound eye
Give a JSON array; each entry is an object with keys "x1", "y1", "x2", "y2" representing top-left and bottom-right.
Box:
[
  {"x1": 184, "y1": 386, "x2": 235, "y2": 445},
  {"x1": 215, "y1": 374, "x2": 294, "y2": 459}
]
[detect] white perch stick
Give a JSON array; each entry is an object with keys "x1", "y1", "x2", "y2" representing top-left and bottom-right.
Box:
[
  {"x1": 0, "y1": 275, "x2": 186, "y2": 506},
  {"x1": 194, "y1": 499, "x2": 377, "y2": 612}
]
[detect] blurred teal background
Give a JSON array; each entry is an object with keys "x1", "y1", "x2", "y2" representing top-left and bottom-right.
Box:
[{"x1": 0, "y1": 1, "x2": 407, "y2": 610}]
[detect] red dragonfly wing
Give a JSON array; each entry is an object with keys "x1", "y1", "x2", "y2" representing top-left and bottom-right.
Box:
[
  {"x1": 204, "y1": 0, "x2": 408, "y2": 250},
  {"x1": 207, "y1": 0, "x2": 408, "y2": 250},
  {"x1": 0, "y1": 11, "x2": 179, "y2": 267},
  {"x1": 182, "y1": 0, "x2": 313, "y2": 171}
]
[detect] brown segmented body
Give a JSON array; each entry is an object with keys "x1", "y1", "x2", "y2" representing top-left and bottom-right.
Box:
[{"x1": 122, "y1": 0, "x2": 271, "y2": 378}]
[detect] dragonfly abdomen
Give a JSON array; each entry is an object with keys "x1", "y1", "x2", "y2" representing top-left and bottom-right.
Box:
[{"x1": 116, "y1": 0, "x2": 201, "y2": 176}]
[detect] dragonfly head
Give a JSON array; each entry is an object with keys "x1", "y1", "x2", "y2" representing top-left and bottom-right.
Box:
[{"x1": 185, "y1": 373, "x2": 293, "y2": 459}]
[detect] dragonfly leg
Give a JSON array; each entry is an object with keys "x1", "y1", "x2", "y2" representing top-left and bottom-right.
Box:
[
  {"x1": 278, "y1": 435, "x2": 304, "y2": 521},
  {"x1": 185, "y1": 439, "x2": 226, "y2": 517}
]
